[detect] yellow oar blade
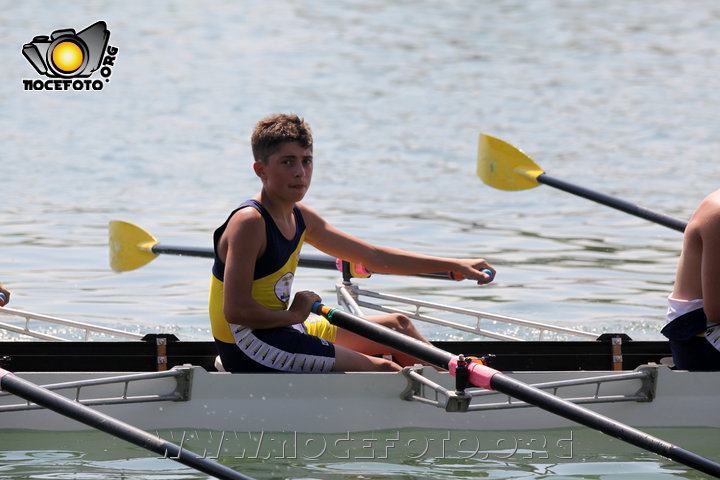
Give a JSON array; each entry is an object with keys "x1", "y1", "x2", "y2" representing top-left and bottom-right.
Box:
[
  {"x1": 477, "y1": 134, "x2": 545, "y2": 191},
  {"x1": 108, "y1": 220, "x2": 159, "y2": 272}
]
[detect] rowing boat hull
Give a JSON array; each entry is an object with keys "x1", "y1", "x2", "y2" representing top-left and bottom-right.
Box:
[{"x1": 2, "y1": 365, "x2": 717, "y2": 433}]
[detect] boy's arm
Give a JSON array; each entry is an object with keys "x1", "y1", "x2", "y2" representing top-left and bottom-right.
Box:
[
  {"x1": 222, "y1": 209, "x2": 319, "y2": 329},
  {"x1": 700, "y1": 207, "x2": 720, "y2": 324},
  {"x1": 300, "y1": 204, "x2": 494, "y2": 282}
]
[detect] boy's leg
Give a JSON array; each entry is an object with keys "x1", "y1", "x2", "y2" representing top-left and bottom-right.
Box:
[
  {"x1": 334, "y1": 313, "x2": 433, "y2": 367},
  {"x1": 332, "y1": 344, "x2": 401, "y2": 372}
]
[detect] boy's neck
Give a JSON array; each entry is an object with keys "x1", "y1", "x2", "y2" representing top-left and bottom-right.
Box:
[{"x1": 255, "y1": 192, "x2": 295, "y2": 221}]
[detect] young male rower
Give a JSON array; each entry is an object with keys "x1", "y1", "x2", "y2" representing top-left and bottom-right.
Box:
[
  {"x1": 209, "y1": 113, "x2": 495, "y2": 373},
  {"x1": 662, "y1": 189, "x2": 720, "y2": 370}
]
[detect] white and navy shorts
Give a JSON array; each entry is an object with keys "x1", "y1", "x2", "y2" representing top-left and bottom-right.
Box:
[{"x1": 215, "y1": 324, "x2": 336, "y2": 373}]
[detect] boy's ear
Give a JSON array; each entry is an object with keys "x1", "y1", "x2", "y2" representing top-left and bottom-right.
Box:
[{"x1": 253, "y1": 161, "x2": 265, "y2": 178}]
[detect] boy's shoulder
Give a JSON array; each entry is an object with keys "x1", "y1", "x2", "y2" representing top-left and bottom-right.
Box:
[
  {"x1": 227, "y1": 205, "x2": 264, "y2": 229},
  {"x1": 296, "y1": 202, "x2": 323, "y2": 223},
  {"x1": 688, "y1": 192, "x2": 720, "y2": 238}
]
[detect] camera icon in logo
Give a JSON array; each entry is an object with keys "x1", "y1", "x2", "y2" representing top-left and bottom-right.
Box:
[{"x1": 22, "y1": 21, "x2": 109, "y2": 78}]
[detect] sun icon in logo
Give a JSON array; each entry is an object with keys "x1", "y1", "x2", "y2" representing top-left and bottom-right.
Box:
[{"x1": 51, "y1": 41, "x2": 84, "y2": 73}]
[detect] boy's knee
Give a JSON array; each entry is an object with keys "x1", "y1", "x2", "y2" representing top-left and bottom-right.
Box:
[{"x1": 387, "y1": 313, "x2": 413, "y2": 332}]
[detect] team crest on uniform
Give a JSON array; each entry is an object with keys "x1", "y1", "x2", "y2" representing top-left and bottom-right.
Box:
[{"x1": 274, "y1": 272, "x2": 294, "y2": 303}]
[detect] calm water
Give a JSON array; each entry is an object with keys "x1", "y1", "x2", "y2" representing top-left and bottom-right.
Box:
[{"x1": 2, "y1": 0, "x2": 720, "y2": 478}]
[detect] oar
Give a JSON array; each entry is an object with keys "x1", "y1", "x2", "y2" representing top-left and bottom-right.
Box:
[
  {"x1": 109, "y1": 220, "x2": 492, "y2": 282},
  {"x1": 0, "y1": 368, "x2": 254, "y2": 480},
  {"x1": 476, "y1": 134, "x2": 687, "y2": 232},
  {"x1": 311, "y1": 302, "x2": 720, "y2": 478},
  {"x1": 0, "y1": 293, "x2": 7, "y2": 306}
]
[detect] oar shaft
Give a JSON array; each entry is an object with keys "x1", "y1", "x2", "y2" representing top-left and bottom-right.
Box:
[
  {"x1": 151, "y1": 244, "x2": 214, "y2": 258},
  {"x1": 149, "y1": 246, "x2": 342, "y2": 271},
  {"x1": 311, "y1": 303, "x2": 720, "y2": 479},
  {"x1": 0, "y1": 369, "x2": 254, "y2": 480},
  {"x1": 149, "y1": 245, "x2": 486, "y2": 281},
  {"x1": 538, "y1": 173, "x2": 687, "y2": 233}
]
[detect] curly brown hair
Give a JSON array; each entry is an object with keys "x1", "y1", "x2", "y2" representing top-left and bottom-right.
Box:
[{"x1": 251, "y1": 113, "x2": 313, "y2": 163}]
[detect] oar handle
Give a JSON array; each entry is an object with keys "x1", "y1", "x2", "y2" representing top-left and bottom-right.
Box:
[
  {"x1": 448, "y1": 268, "x2": 494, "y2": 282},
  {"x1": 449, "y1": 268, "x2": 494, "y2": 282},
  {"x1": 478, "y1": 268, "x2": 493, "y2": 281},
  {"x1": 311, "y1": 302, "x2": 331, "y2": 317}
]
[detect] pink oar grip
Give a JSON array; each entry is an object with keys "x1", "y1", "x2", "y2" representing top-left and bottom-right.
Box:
[{"x1": 448, "y1": 357, "x2": 499, "y2": 390}]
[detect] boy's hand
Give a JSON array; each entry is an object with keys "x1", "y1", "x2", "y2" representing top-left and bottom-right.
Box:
[
  {"x1": 448, "y1": 260, "x2": 495, "y2": 284},
  {"x1": 0, "y1": 285, "x2": 9, "y2": 306},
  {"x1": 288, "y1": 290, "x2": 322, "y2": 323}
]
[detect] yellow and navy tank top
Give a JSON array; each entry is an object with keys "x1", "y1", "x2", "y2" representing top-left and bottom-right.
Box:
[{"x1": 209, "y1": 199, "x2": 306, "y2": 343}]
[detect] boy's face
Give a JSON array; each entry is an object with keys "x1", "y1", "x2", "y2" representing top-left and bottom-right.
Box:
[{"x1": 255, "y1": 141, "x2": 313, "y2": 203}]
